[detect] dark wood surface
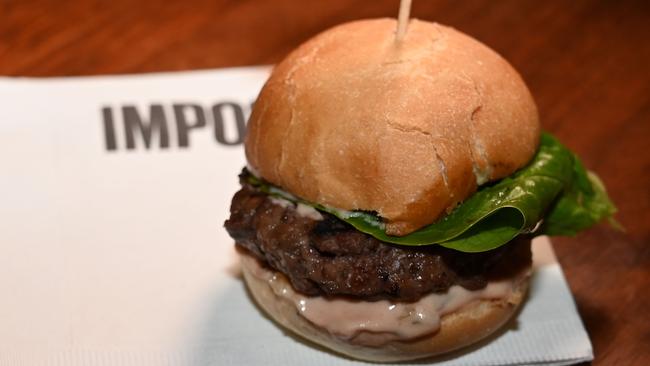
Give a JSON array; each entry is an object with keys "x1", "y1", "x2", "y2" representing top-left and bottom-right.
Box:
[{"x1": 2, "y1": 0, "x2": 649, "y2": 364}]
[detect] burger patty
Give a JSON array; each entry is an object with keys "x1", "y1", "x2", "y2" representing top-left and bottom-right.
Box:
[{"x1": 224, "y1": 174, "x2": 532, "y2": 302}]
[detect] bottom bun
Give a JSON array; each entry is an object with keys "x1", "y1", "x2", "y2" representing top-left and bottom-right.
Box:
[{"x1": 240, "y1": 252, "x2": 530, "y2": 363}]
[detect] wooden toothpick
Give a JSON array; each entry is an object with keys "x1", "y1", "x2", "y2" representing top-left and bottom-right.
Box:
[{"x1": 395, "y1": 0, "x2": 412, "y2": 42}]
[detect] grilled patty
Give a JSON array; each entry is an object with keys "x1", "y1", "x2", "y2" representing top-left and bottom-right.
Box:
[{"x1": 224, "y1": 173, "x2": 531, "y2": 302}]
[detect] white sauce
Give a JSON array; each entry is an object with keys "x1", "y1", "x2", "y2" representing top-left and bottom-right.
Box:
[
  {"x1": 296, "y1": 203, "x2": 324, "y2": 220},
  {"x1": 247, "y1": 169, "x2": 356, "y2": 223},
  {"x1": 325, "y1": 206, "x2": 355, "y2": 219},
  {"x1": 269, "y1": 196, "x2": 293, "y2": 209},
  {"x1": 243, "y1": 255, "x2": 527, "y2": 346},
  {"x1": 269, "y1": 196, "x2": 323, "y2": 221}
]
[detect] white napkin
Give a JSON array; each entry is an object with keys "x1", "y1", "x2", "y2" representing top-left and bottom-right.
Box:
[{"x1": 0, "y1": 68, "x2": 592, "y2": 366}]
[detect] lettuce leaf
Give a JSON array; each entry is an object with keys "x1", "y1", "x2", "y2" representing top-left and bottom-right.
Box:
[
  {"x1": 539, "y1": 161, "x2": 620, "y2": 235},
  {"x1": 245, "y1": 133, "x2": 617, "y2": 252}
]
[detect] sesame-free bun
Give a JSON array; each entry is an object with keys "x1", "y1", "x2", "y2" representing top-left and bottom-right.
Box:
[
  {"x1": 240, "y1": 252, "x2": 529, "y2": 363},
  {"x1": 245, "y1": 18, "x2": 540, "y2": 236}
]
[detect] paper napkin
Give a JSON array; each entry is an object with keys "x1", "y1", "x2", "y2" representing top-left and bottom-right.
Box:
[{"x1": 0, "y1": 68, "x2": 593, "y2": 365}]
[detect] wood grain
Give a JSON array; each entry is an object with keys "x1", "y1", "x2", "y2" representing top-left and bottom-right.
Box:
[{"x1": 2, "y1": 0, "x2": 649, "y2": 364}]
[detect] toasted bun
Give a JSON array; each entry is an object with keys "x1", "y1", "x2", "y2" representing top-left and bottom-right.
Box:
[
  {"x1": 241, "y1": 252, "x2": 529, "y2": 362},
  {"x1": 245, "y1": 18, "x2": 540, "y2": 235}
]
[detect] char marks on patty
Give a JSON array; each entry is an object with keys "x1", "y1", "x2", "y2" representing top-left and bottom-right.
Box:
[{"x1": 224, "y1": 171, "x2": 531, "y2": 302}]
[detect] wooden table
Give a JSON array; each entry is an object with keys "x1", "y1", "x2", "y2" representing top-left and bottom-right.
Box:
[{"x1": 2, "y1": 1, "x2": 648, "y2": 364}]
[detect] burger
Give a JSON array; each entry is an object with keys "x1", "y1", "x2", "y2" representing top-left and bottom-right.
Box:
[{"x1": 224, "y1": 19, "x2": 616, "y2": 362}]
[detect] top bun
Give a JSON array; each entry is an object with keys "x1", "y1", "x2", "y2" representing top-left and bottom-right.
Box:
[{"x1": 245, "y1": 18, "x2": 540, "y2": 236}]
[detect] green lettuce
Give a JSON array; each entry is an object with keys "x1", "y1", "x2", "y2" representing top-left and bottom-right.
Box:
[
  {"x1": 540, "y1": 161, "x2": 620, "y2": 235},
  {"x1": 245, "y1": 133, "x2": 617, "y2": 252}
]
